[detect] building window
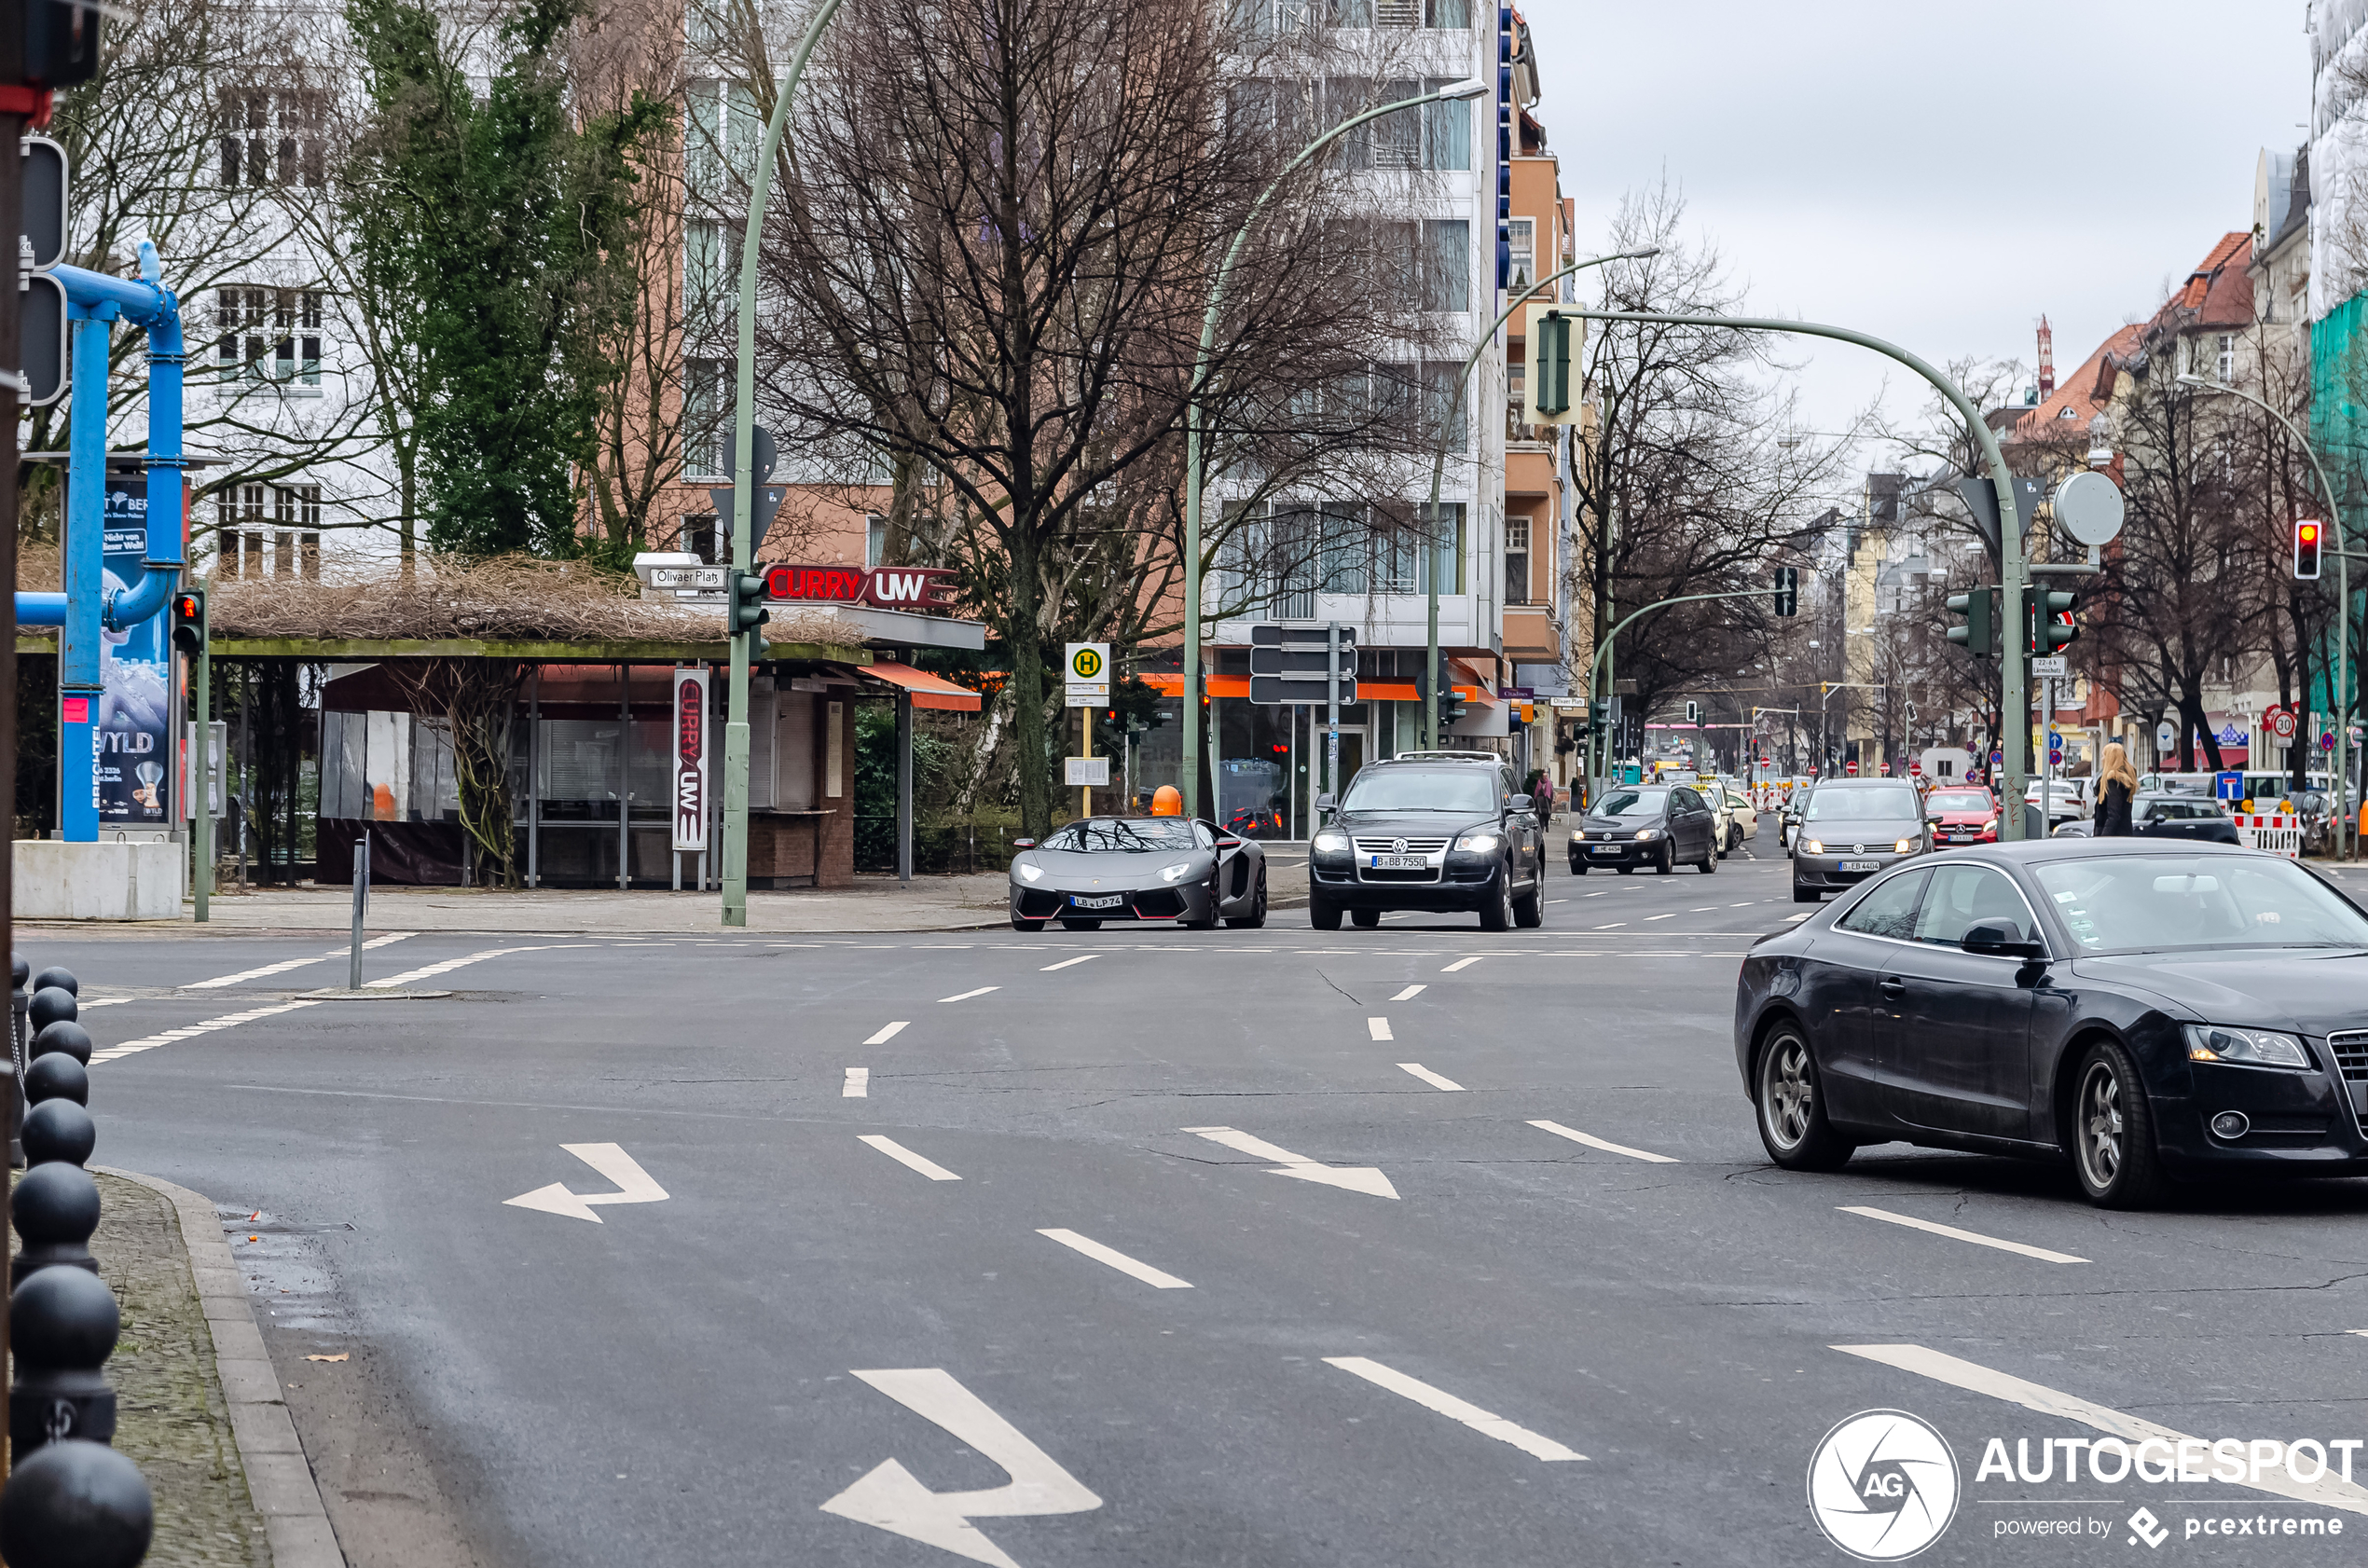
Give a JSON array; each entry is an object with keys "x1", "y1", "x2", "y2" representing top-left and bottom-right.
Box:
[
  {"x1": 1422, "y1": 219, "x2": 1469, "y2": 312},
  {"x1": 1505, "y1": 516, "x2": 1531, "y2": 604},
  {"x1": 684, "y1": 359, "x2": 729, "y2": 479},
  {"x1": 684, "y1": 79, "x2": 757, "y2": 211},
  {"x1": 218, "y1": 89, "x2": 325, "y2": 188},
  {"x1": 1423, "y1": 78, "x2": 1471, "y2": 170},
  {"x1": 1425, "y1": 0, "x2": 1467, "y2": 24},
  {"x1": 216, "y1": 286, "x2": 324, "y2": 390},
  {"x1": 1505, "y1": 216, "x2": 1535, "y2": 295},
  {"x1": 680, "y1": 514, "x2": 722, "y2": 562},
  {"x1": 866, "y1": 513, "x2": 887, "y2": 567},
  {"x1": 1371, "y1": 79, "x2": 1420, "y2": 170},
  {"x1": 2216, "y1": 334, "x2": 2236, "y2": 383}
]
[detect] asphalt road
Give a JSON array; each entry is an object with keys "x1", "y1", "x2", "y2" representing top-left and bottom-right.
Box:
[{"x1": 41, "y1": 842, "x2": 2368, "y2": 1567}]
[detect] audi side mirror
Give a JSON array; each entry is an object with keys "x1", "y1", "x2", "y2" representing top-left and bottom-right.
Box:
[{"x1": 1961, "y1": 919, "x2": 2044, "y2": 960}]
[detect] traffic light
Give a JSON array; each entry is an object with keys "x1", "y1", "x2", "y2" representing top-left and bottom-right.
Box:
[
  {"x1": 1685, "y1": 699, "x2": 1699, "y2": 724},
  {"x1": 1773, "y1": 566, "x2": 1798, "y2": 617},
  {"x1": 1946, "y1": 586, "x2": 1996, "y2": 661},
  {"x1": 2295, "y1": 518, "x2": 2324, "y2": 580},
  {"x1": 170, "y1": 586, "x2": 206, "y2": 657},
  {"x1": 1522, "y1": 305, "x2": 1580, "y2": 423},
  {"x1": 2029, "y1": 589, "x2": 2078, "y2": 655},
  {"x1": 729, "y1": 571, "x2": 769, "y2": 648}
]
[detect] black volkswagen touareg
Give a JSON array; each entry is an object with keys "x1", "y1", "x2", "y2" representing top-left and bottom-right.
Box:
[{"x1": 1304, "y1": 754, "x2": 1547, "y2": 930}]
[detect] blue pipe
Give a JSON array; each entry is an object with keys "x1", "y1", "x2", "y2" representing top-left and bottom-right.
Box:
[
  {"x1": 103, "y1": 243, "x2": 185, "y2": 632},
  {"x1": 16, "y1": 594, "x2": 64, "y2": 626}
]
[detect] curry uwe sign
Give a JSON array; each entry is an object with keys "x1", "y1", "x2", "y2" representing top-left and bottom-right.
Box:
[
  {"x1": 672, "y1": 668, "x2": 709, "y2": 853},
  {"x1": 764, "y1": 564, "x2": 958, "y2": 611}
]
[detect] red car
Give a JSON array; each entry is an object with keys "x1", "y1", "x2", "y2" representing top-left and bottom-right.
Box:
[{"x1": 1923, "y1": 785, "x2": 1999, "y2": 847}]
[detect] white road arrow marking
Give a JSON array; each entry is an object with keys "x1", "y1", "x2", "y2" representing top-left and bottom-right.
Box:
[
  {"x1": 820, "y1": 1368, "x2": 1102, "y2": 1567},
  {"x1": 502, "y1": 1143, "x2": 668, "y2": 1223},
  {"x1": 1183, "y1": 1126, "x2": 1398, "y2": 1199}
]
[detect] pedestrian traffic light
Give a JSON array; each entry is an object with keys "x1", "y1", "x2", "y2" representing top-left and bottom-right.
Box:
[
  {"x1": 1773, "y1": 566, "x2": 1798, "y2": 617},
  {"x1": 1946, "y1": 586, "x2": 1996, "y2": 661},
  {"x1": 170, "y1": 586, "x2": 206, "y2": 657},
  {"x1": 1685, "y1": 699, "x2": 1699, "y2": 724},
  {"x1": 729, "y1": 571, "x2": 769, "y2": 646},
  {"x1": 2295, "y1": 518, "x2": 2324, "y2": 580},
  {"x1": 2029, "y1": 589, "x2": 2078, "y2": 655}
]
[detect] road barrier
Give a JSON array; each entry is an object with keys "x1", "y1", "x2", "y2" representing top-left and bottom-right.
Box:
[
  {"x1": 3, "y1": 960, "x2": 157, "y2": 1566},
  {"x1": 2232, "y1": 814, "x2": 2303, "y2": 859}
]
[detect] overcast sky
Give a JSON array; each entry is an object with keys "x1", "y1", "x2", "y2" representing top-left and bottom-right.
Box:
[{"x1": 1519, "y1": 0, "x2": 2306, "y2": 459}]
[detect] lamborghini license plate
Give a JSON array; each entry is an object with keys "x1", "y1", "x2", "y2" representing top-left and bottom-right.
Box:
[{"x1": 1070, "y1": 893, "x2": 1124, "y2": 910}]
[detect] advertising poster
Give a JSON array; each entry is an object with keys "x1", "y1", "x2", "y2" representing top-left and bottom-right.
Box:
[
  {"x1": 672, "y1": 667, "x2": 709, "y2": 852},
  {"x1": 98, "y1": 473, "x2": 172, "y2": 823}
]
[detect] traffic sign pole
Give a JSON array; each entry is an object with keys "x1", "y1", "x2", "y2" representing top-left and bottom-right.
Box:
[{"x1": 1326, "y1": 623, "x2": 1341, "y2": 809}]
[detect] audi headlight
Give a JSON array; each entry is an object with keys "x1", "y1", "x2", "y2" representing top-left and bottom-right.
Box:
[
  {"x1": 1802, "y1": 838, "x2": 1824, "y2": 855},
  {"x1": 1017, "y1": 862, "x2": 1043, "y2": 883},
  {"x1": 1893, "y1": 838, "x2": 1914, "y2": 854},
  {"x1": 1632, "y1": 827, "x2": 1659, "y2": 841},
  {"x1": 1456, "y1": 831, "x2": 1502, "y2": 852},
  {"x1": 1160, "y1": 860, "x2": 1197, "y2": 883},
  {"x1": 2183, "y1": 1024, "x2": 2312, "y2": 1070},
  {"x1": 1312, "y1": 829, "x2": 1349, "y2": 852}
]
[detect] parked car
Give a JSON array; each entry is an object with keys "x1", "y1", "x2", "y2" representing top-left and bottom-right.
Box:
[
  {"x1": 1569, "y1": 782, "x2": 1723, "y2": 876},
  {"x1": 1009, "y1": 817, "x2": 1266, "y2": 931},
  {"x1": 1923, "y1": 786, "x2": 1999, "y2": 848},
  {"x1": 1307, "y1": 757, "x2": 1546, "y2": 930},
  {"x1": 2049, "y1": 792, "x2": 2240, "y2": 845},
  {"x1": 1736, "y1": 840, "x2": 2368, "y2": 1206},
  {"x1": 1790, "y1": 778, "x2": 1929, "y2": 902},
  {"x1": 2024, "y1": 776, "x2": 2093, "y2": 828}
]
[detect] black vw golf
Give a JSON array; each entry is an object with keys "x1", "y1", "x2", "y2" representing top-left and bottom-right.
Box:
[{"x1": 1733, "y1": 840, "x2": 2368, "y2": 1207}]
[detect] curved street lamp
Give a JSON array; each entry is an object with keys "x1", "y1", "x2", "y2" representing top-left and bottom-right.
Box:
[{"x1": 1178, "y1": 76, "x2": 1490, "y2": 819}]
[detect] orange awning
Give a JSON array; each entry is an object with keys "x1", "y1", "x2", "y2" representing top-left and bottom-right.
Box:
[
  {"x1": 1137, "y1": 675, "x2": 1471, "y2": 703},
  {"x1": 862, "y1": 660, "x2": 982, "y2": 711}
]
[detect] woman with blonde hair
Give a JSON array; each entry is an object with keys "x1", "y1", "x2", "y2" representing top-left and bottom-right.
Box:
[{"x1": 2096, "y1": 742, "x2": 2139, "y2": 836}]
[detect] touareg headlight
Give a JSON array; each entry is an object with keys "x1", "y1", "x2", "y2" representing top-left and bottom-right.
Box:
[
  {"x1": 1313, "y1": 830, "x2": 1350, "y2": 852},
  {"x1": 2183, "y1": 1024, "x2": 2312, "y2": 1070},
  {"x1": 1456, "y1": 831, "x2": 1502, "y2": 852}
]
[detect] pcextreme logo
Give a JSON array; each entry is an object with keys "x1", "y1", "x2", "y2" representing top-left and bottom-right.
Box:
[{"x1": 1808, "y1": 1409, "x2": 1962, "y2": 1561}]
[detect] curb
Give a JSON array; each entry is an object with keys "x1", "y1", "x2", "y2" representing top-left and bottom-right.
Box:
[{"x1": 97, "y1": 1165, "x2": 346, "y2": 1568}]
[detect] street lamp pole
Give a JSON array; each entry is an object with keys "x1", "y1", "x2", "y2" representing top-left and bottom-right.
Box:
[
  {"x1": 2179, "y1": 374, "x2": 2352, "y2": 859},
  {"x1": 1420, "y1": 248, "x2": 1656, "y2": 753},
  {"x1": 720, "y1": 0, "x2": 850, "y2": 927},
  {"x1": 1178, "y1": 78, "x2": 1489, "y2": 820},
  {"x1": 1582, "y1": 587, "x2": 1773, "y2": 788},
  {"x1": 1565, "y1": 309, "x2": 2034, "y2": 836}
]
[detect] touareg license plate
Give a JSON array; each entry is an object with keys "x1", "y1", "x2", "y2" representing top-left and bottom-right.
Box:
[
  {"x1": 1370, "y1": 854, "x2": 1426, "y2": 870},
  {"x1": 1839, "y1": 860, "x2": 1879, "y2": 873},
  {"x1": 1070, "y1": 893, "x2": 1124, "y2": 910}
]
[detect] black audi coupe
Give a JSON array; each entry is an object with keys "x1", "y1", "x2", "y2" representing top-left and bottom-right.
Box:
[{"x1": 1733, "y1": 840, "x2": 2368, "y2": 1207}]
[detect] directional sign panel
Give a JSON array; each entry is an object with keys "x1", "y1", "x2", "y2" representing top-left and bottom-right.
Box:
[
  {"x1": 1250, "y1": 675, "x2": 1356, "y2": 706},
  {"x1": 1247, "y1": 623, "x2": 1356, "y2": 706}
]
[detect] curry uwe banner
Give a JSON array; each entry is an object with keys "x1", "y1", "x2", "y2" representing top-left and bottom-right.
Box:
[
  {"x1": 672, "y1": 667, "x2": 709, "y2": 852},
  {"x1": 99, "y1": 475, "x2": 172, "y2": 823}
]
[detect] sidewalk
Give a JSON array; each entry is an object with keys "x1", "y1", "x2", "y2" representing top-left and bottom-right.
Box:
[
  {"x1": 90, "y1": 1168, "x2": 342, "y2": 1568},
  {"x1": 22, "y1": 859, "x2": 1311, "y2": 937}
]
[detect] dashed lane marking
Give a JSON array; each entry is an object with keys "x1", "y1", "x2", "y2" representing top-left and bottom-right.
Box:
[
  {"x1": 1390, "y1": 984, "x2": 1426, "y2": 1001},
  {"x1": 859, "y1": 1135, "x2": 960, "y2": 1181},
  {"x1": 1041, "y1": 955, "x2": 1101, "y2": 972},
  {"x1": 843, "y1": 1068, "x2": 870, "y2": 1098},
  {"x1": 1837, "y1": 1205, "x2": 2087, "y2": 1264},
  {"x1": 1832, "y1": 1343, "x2": 2368, "y2": 1514},
  {"x1": 1644, "y1": 914, "x2": 1677, "y2": 922},
  {"x1": 1592, "y1": 923, "x2": 1626, "y2": 930},
  {"x1": 863, "y1": 1022, "x2": 909, "y2": 1045},
  {"x1": 1528, "y1": 1120, "x2": 1680, "y2": 1163},
  {"x1": 1323, "y1": 1357, "x2": 1585, "y2": 1462},
  {"x1": 1398, "y1": 1063, "x2": 1465, "y2": 1092},
  {"x1": 184, "y1": 932, "x2": 419, "y2": 989},
  {"x1": 1037, "y1": 1229, "x2": 1193, "y2": 1289},
  {"x1": 938, "y1": 986, "x2": 1000, "y2": 1002},
  {"x1": 1440, "y1": 956, "x2": 1483, "y2": 973},
  {"x1": 91, "y1": 999, "x2": 324, "y2": 1064},
  {"x1": 367, "y1": 943, "x2": 596, "y2": 988},
  {"x1": 1368, "y1": 1017, "x2": 1394, "y2": 1041}
]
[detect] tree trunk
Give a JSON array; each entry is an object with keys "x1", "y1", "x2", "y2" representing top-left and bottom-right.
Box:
[{"x1": 1008, "y1": 530, "x2": 1052, "y2": 838}]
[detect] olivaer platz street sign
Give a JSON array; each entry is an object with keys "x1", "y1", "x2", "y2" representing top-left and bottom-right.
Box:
[{"x1": 1248, "y1": 623, "x2": 1356, "y2": 706}]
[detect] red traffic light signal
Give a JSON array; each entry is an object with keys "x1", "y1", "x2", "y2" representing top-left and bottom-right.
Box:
[
  {"x1": 2295, "y1": 519, "x2": 2324, "y2": 580},
  {"x1": 170, "y1": 588, "x2": 206, "y2": 655}
]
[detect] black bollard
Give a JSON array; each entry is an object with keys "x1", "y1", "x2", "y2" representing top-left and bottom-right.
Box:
[
  {"x1": 33, "y1": 1021, "x2": 93, "y2": 1066},
  {"x1": 25, "y1": 1053, "x2": 89, "y2": 1107},
  {"x1": 28, "y1": 985, "x2": 77, "y2": 1034},
  {"x1": 7, "y1": 1264, "x2": 120, "y2": 1451},
  {"x1": 0, "y1": 1439, "x2": 152, "y2": 1568},
  {"x1": 30, "y1": 966, "x2": 77, "y2": 997},
  {"x1": 22, "y1": 1100, "x2": 96, "y2": 1169},
  {"x1": 12, "y1": 1162, "x2": 101, "y2": 1285},
  {"x1": 9, "y1": 955, "x2": 25, "y2": 1170}
]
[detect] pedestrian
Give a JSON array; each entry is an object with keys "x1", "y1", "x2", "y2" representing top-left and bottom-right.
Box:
[
  {"x1": 1532, "y1": 771, "x2": 1555, "y2": 824},
  {"x1": 2096, "y1": 742, "x2": 2138, "y2": 836}
]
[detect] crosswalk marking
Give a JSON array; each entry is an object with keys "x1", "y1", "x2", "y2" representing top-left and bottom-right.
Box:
[{"x1": 184, "y1": 932, "x2": 418, "y2": 989}]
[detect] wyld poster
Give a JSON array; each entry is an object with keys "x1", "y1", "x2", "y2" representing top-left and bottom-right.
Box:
[{"x1": 98, "y1": 474, "x2": 172, "y2": 822}]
